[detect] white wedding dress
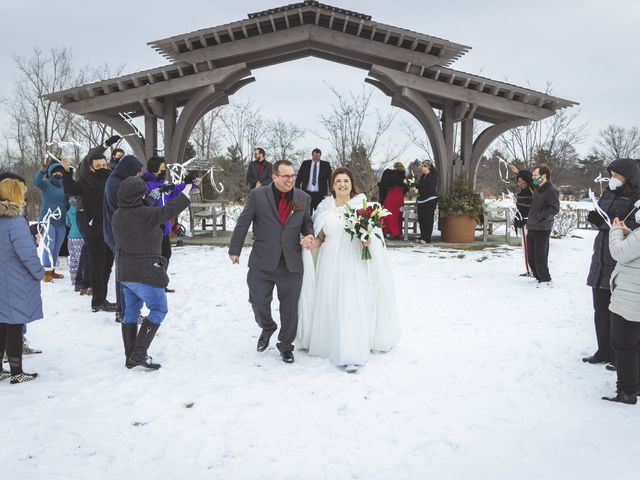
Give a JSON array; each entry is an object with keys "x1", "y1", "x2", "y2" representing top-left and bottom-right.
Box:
[{"x1": 297, "y1": 194, "x2": 401, "y2": 366}]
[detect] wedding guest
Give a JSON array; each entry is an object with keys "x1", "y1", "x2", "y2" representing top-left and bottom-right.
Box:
[
  {"x1": 112, "y1": 176, "x2": 192, "y2": 370},
  {"x1": 33, "y1": 160, "x2": 69, "y2": 281},
  {"x1": 514, "y1": 168, "x2": 534, "y2": 276},
  {"x1": 0, "y1": 178, "x2": 44, "y2": 384},
  {"x1": 412, "y1": 160, "x2": 438, "y2": 244},
  {"x1": 246, "y1": 147, "x2": 272, "y2": 191},
  {"x1": 108, "y1": 148, "x2": 125, "y2": 171},
  {"x1": 62, "y1": 155, "x2": 116, "y2": 312},
  {"x1": 142, "y1": 156, "x2": 201, "y2": 293},
  {"x1": 602, "y1": 215, "x2": 640, "y2": 405},
  {"x1": 583, "y1": 158, "x2": 640, "y2": 368},
  {"x1": 379, "y1": 162, "x2": 407, "y2": 239},
  {"x1": 296, "y1": 148, "x2": 332, "y2": 212},
  {"x1": 104, "y1": 154, "x2": 144, "y2": 320},
  {"x1": 66, "y1": 197, "x2": 84, "y2": 291},
  {"x1": 527, "y1": 164, "x2": 559, "y2": 287}
]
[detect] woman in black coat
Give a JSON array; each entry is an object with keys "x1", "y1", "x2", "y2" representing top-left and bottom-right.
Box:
[
  {"x1": 583, "y1": 158, "x2": 640, "y2": 368},
  {"x1": 412, "y1": 161, "x2": 438, "y2": 244}
]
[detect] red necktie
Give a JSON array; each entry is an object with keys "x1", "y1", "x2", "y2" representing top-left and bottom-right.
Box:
[
  {"x1": 257, "y1": 161, "x2": 262, "y2": 174},
  {"x1": 278, "y1": 193, "x2": 290, "y2": 225}
]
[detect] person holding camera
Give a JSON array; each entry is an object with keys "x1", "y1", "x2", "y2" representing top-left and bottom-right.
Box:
[
  {"x1": 112, "y1": 176, "x2": 192, "y2": 370},
  {"x1": 142, "y1": 156, "x2": 201, "y2": 292},
  {"x1": 583, "y1": 158, "x2": 640, "y2": 368}
]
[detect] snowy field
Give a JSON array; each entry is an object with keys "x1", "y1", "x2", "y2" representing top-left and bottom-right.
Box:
[{"x1": 3, "y1": 229, "x2": 640, "y2": 479}]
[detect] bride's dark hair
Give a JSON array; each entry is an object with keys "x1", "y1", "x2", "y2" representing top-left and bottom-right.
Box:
[{"x1": 331, "y1": 167, "x2": 358, "y2": 198}]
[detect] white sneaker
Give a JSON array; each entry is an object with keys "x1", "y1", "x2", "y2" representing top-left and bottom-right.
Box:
[{"x1": 345, "y1": 364, "x2": 359, "y2": 373}]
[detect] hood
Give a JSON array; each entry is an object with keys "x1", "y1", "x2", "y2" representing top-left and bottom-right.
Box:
[
  {"x1": 607, "y1": 158, "x2": 640, "y2": 189},
  {"x1": 112, "y1": 155, "x2": 143, "y2": 180},
  {"x1": 516, "y1": 169, "x2": 533, "y2": 186},
  {"x1": 117, "y1": 176, "x2": 147, "y2": 208},
  {"x1": 47, "y1": 163, "x2": 64, "y2": 178},
  {"x1": 0, "y1": 200, "x2": 25, "y2": 217}
]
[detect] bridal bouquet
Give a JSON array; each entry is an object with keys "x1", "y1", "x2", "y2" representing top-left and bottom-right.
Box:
[
  {"x1": 404, "y1": 175, "x2": 416, "y2": 188},
  {"x1": 343, "y1": 199, "x2": 391, "y2": 260}
]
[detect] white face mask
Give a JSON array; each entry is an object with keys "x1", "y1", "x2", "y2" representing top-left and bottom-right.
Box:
[{"x1": 609, "y1": 177, "x2": 623, "y2": 190}]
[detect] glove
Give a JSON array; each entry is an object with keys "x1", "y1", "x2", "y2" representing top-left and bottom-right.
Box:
[
  {"x1": 184, "y1": 172, "x2": 198, "y2": 185},
  {"x1": 513, "y1": 218, "x2": 522, "y2": 229},
  {"x1": 587, "y1": 210, "x2": 604, "y2": 227},
  {"x1": 147, "y1": 188, "x2": 162, "y2": 200},
  {"x1": 104, "y1": 135, "x2": 121, "y2": 147}
]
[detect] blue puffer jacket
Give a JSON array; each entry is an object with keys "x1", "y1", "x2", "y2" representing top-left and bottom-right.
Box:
[
  {"x1": 0, "y1": 200, "x2": 44, "y2": 324},
  {"x1": 103, "y1": 155, "x2": 143, "y2": 250},
  {"x1": 33, "y1": 163, "x2": 68, "y2": 225}
]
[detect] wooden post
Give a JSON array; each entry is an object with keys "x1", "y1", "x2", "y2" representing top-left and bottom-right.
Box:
[{"x1": 144, "y1": 114, "x2": 158, "y2": 161}]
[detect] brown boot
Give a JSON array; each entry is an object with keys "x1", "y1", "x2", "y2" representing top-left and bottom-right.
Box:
[
  {"x1": 51, "y1": 269, "x2": 64, "y2": 279},
  {"x1": 43, "y1": 270, "x2": 54, "y2": 283},
  {"x1": 80, "y1": 287, "x2": 92, "y2": 296}
]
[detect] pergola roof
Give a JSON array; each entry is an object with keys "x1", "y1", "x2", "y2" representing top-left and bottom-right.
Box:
[{"x1": 42, "y1": 0, "x2": 576, "y2": 123}]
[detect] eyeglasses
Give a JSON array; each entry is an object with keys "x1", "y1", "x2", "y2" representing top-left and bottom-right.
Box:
[{"x1": 275, "y1": 174, "x2": 297, "y2": 181}]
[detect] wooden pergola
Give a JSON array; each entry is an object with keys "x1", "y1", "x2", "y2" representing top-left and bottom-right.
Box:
[{"x1": 44, "y1": 1, "x2": 577, "y2": 193}]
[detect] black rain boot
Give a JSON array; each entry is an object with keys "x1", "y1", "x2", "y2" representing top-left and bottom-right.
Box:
[
  {"x1": 121, "y1": 323, "x2": 138, "y2": 365},
  {"x1": 126, "y1": 319, "x2": 161, "y2": 370}
]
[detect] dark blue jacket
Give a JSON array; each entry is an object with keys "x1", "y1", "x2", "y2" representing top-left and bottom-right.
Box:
[
  {"x1": 103, "y1": 155, "x2": 143, "y2": 250},
  {"x1": 33, "y1": 163, "x2": 68, "y2": 225},
  {"x1": 0, "y1": 200, "x2": 44, "y2": 324}
]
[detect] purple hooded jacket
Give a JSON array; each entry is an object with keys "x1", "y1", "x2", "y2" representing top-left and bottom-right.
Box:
[{"x1": 142, "y1": 171, "x2": 187, "y2": 236}]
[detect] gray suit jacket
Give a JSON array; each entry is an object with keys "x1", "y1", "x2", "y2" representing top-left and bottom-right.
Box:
[{"x1": 229, "y1": 186, "x2": 313, "y2": 273}]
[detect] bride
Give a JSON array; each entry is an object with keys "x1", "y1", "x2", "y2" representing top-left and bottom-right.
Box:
[{"x1": 297, "y1": 167, "x2": 401, "y2": 372}]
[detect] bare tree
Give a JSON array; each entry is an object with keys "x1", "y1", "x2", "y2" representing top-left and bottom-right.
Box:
[
  {"x1": 265, "y1": 118, "x2": 305, "y2": 165},
  {"x1": 217, "y1": 99, "x2": 268, "y2": 164},
  {"x1": 498, "y1": 107, "x2": 588, "y2": 171},
  {"x1": 591, "y1": 125, "x2": 640, "y2": 162},
  {"x1": 189, "y1": 109, "x2": 223, "y2": 160},
  {"x1": 319, "y1": 84, "x2": 396, "y2": 166}
]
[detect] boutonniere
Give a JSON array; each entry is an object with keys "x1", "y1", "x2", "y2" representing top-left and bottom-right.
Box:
[{"x1": 290, "y1": 201, "x2": 303, "y2": 216}]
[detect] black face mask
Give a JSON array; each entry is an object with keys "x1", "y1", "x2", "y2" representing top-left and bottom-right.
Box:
[
  {"x1": 92, "y1": 169, "x2": 110, "y2": 180},
  {"x1": 158, "y1": 170, "x2": 166, "y2": 180}
]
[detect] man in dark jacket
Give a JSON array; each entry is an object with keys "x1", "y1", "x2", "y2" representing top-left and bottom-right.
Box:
[
  {"x1": 112, "y1": 176, "x2": 191, "y2": 370},
  {"x1": 295, "y1": 148, "x2": 332, "y2": 212},
  {"x1": 527, "y1": 163, "x2": 560, "y2": 286},
  {"x1": 62, "y1": 155, "x2": 116, "y2": 312},
  {"x1": 104, "y1": 154, "x2": 144, "y2": 319},
  {"x1": 246, "y1": 147, "x2": 272, "y2": 191}
]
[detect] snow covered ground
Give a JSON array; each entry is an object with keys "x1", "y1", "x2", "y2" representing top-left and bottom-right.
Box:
[{"x1": 3, "y1": 229, "x2": 640, "y2": 479}]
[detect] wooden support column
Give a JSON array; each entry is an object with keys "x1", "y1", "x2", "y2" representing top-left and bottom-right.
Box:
[
  {"x1": 163, "y1": 96, "x2": 177, "y2": 161},
  {"x1": 460, "y1": 117, "x2": 474, "y2": 179},
  {"x1": 144, "y1": 114, "x2": 158, "y2": 161},
  {"x1": 441, "y1": 101, "x2": 456, "y2": 187}
]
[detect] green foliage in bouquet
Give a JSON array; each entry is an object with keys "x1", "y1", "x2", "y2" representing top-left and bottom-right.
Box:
[{"x1": 438, "y1": 176, "x2": 483, "y2": 224}]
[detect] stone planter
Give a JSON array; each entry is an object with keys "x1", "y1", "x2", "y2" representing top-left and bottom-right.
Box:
[{"x1": 442, "y1": 214, "x2": 477, "y2": 243}]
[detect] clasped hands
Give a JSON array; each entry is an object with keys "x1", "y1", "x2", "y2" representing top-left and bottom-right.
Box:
[{"x1": 612, "y1": 217, "x2": 631, "y2": 237}]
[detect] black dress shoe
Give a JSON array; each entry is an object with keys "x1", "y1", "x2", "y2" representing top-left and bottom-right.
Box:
[
  {"x1": 257, "y1": 333, "x2": 271, "y2": 352},
  {"x1": 582, "y1": 354, "x2": 608, "y2": 364},
  {"x1": 164, "y1": 287, "x2": 175, "y2": 293},
  {"x1": 602, "y1": 391, "x2": 637, "y2": 405},
  {"x1": 281, "y1": 351, "x2": 295, "y2": 364},
  {"x1": 605, "y1": 362, "x2": 617, "y2": 371}
]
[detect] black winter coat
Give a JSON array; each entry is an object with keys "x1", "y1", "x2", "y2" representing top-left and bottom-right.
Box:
[
  {"x1": 587, "y1": 158, "x2": 640, "y2": 289},
  {"x1": 112, "y1": 177, "x2": 190, "y2": 288},
  {"x1": 378, "y1": 169, "x2": 407, "y2": 204},
  {"x1": 62, "y1": 168, "x2": 110, "y2": 238},
  {"x1": 527, "y1": 182, "x2": 560, "y2": 231},
  {"x1": 416, "y1": 172, "x2": 438, "y2": 202}
]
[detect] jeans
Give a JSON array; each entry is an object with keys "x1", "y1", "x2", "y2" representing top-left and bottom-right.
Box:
[
  {"x1": 41, "y1": 222, "x2": 66, "y2": 269},
  {"x1": 122, "y1": 282, "x2": 168, "y2": 325}
]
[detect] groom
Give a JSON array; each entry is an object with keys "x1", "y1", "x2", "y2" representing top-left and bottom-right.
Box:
[{"x1": 229, "y1": 160, "x2": 314, "y2": 363}]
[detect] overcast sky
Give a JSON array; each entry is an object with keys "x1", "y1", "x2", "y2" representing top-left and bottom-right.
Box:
[{"x1": 1, "y1": 0, "x2": 638, "y2": 164}]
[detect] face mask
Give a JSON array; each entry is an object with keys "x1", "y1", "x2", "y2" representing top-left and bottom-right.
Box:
[
  {"x1": 158, "y1": 170, "x2": 166, "y2": 180},
  {"x1": 608, "y1": 177, "x2": 622, "y2": 190},
  {"x1": 532, "y1": 177, "x2": 543, "y2": 187}
]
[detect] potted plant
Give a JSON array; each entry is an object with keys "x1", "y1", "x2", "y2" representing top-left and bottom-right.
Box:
[{"x1": 438, "y1": 176, "x2": 483, "y2": 243}]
